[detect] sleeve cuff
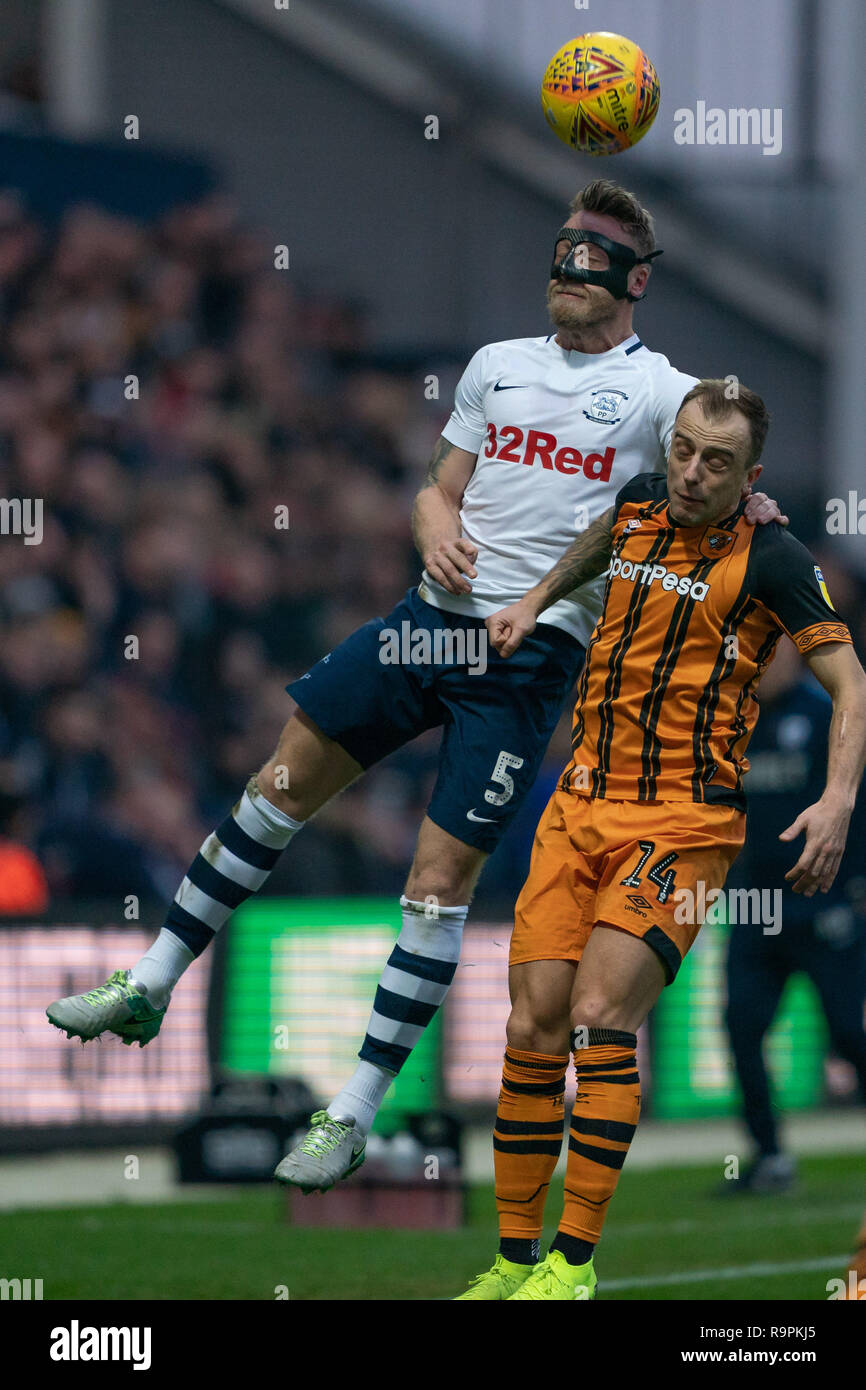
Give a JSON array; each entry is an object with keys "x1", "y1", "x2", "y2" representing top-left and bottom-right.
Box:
[
  {"x1": 441, "y1": 419, "x2": 483, "y2": 455},
  {"x1": 791, "y1": 622, "x2": 853, "y2": 654}
]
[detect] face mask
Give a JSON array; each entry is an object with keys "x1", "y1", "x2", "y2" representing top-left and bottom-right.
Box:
[{"x1": 550, "y1": 227, "x2": 663, "y2": 302}]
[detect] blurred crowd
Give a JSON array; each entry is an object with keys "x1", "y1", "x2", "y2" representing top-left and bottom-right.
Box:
[
  {"x1": 1, "y1": 189, "x2": 864, "y2": 913},
  {"x1": 0, "y1": 191, "x2": 457, "y2": 907}
]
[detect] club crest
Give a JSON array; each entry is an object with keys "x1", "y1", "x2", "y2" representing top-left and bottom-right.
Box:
[
  {"x1": 583, "y1": 388, "x2": 628, "y2": 424},
  {"x1": 699, "y1": 527, "x2": 735, "y2": 560}
]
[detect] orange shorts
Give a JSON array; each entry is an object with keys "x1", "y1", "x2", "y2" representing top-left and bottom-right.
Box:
[{"x1": 510, "y1": 788, "x2": 745, "y2": 983}]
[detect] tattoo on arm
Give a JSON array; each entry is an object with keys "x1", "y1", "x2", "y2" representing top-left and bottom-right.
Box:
[
  {"x1": 534, "y1": 508, "x2": 615, "y2": 611},
  {"x1": 412, "y1": 438, "x2": 461, "y2": 555},
  {"x1": 424, "y1": 436, "x2": 453, "y2": 487}
]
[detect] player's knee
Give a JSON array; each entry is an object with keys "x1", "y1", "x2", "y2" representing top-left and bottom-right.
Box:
[
  {"x1": 505, "y1": 1010, "x2": 537, "y2": 1052},
  {"x1": 254, "y1": 764, "x2": 284, "y2": 811},
  {"x1": 256, "y1": 752, "x2": 302, "y2": 817},
  {"x1": 405, "y1": 877, "x2": 467, "y2": 908},
  {"x1": 255, "y1": 714, "x2": 322, "y2": 818},
  {"x1": 404, "y1": 860, "x2": 477, "y2": 906},
  {"x1": 506, "y1": 1002, "x2": 565, "y2": 1054},
  {"x1": 570, "y1": 993, "x2": 623, "y2": 1033}
]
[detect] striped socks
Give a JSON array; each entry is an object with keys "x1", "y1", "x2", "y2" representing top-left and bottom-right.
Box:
[
  {"x1": 494, "y1": 1047, "x2": 568, "y2": 1254},
  {"x1": 557, "y1": 1027, "x2": 641, "y2": 1249},
  {"x1": 130, "y1": 778, "x2": 304, "y2": 1003},
  {"x1": 493, "y1": 1030, "x2": 640, "y2": 1265},
  {"x1": 134, "y1": 790, "x2": 467, "y2": 1142},
  {"x1": 331, "y1": 896, "x2": 466, "y2": 1132}
]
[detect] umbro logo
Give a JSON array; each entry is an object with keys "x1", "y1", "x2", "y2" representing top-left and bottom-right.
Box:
[
  {"x1": 493, "y1": 379, "x2": 530, "y2": 391},
  {"x1": 624, "y1": 893, "x2": 651, "y2": 919}
]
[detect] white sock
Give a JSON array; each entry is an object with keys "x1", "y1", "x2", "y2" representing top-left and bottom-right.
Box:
[
  {"x1": 328, "y1": 896, "x2": 468, "y2": 1134},
  {"x1": 328, "y1": 1059, "x2": 395, "y2": 1136},
  {"x1": 130, "y1": 929, "x2": 195, "y2": 1008}
]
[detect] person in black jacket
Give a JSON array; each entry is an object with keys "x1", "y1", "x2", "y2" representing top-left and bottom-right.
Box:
[{"x1": 723, "y1": 637, "x2": 866, "y2": 1193}]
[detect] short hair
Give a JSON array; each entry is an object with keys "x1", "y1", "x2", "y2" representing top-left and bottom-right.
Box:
[
  {"x1": 676, "y1": 379, "x2": 770, "y2": 467},
  {"x1": 569, "y1": 180, "x2": 656, "y2": 257}
]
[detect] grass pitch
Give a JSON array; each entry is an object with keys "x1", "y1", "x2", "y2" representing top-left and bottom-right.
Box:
[{"x1": 3, "y1": 1153, "x2": 860, "y2": 1300}]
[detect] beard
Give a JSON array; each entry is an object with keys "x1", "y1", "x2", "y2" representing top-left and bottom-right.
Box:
[{"x1": 546, "y1": 280, "x2": 616, "y2": 332}]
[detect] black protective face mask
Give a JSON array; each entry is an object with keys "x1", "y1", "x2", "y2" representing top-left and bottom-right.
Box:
[{"x1": 550, "y1": 227, "x2": 663, "y2": 303}]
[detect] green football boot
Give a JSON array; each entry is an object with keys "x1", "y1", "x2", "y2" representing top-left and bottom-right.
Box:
[
  {"x1": 454, "y1": 1253, "x2": 535, "y2": 1300},
  {"x1": 507, "y1": 1249, "x2": 597, "y2": 1300},
  {"x1": 46, "y1": 969, "x2": 166, "y2": 1047}
]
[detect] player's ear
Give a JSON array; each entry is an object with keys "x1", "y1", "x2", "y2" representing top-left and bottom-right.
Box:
[
  {"x1": 629, "y1": 263, "x2": 650, "y2": 297},
  {"x1": 742, "y1": 462, "x2": 763, "y2": 495}
]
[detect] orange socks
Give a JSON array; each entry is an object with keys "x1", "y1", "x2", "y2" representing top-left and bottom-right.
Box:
[
  {"x1": 494, "y1": 1046, "x2": 569, "y2": 1250},
  {"x1": 559, "y1": 1027, "x2": 641, "y2": 1245},
  {"x1": 494, "y1": 1030, "x2": 641, "y2": 1259}
]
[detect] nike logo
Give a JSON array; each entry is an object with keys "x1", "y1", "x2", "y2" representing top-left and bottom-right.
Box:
[
  {"x1": 466, "y1": 809, "x2": 497, "y2": 823},
  {"x1": 493, "y1": 379, "x2": 529, "y2": 391}
]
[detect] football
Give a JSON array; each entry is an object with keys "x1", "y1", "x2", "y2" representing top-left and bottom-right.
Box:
[{"x1": 541, "y1": 31, "x2": 660, "y2": 156}]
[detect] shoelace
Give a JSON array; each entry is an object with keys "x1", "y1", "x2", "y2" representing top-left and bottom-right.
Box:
[
  {"x1": 520, "y1": 1263, "x2": 568, "y2": 1299},
  {"x1": 82, "y1": 974, "x2": 132, "y2": 1008},
  {"x1": 465, "y1": 1256, "x2": 509, "y2": 1289},
  {"x1": 298, "y1": 1111, "x2": 349, "y2": 1157}
]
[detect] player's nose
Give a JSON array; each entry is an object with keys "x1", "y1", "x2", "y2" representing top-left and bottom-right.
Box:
[{"x1": 681, "y1": 457, "x2": 702, "y2": 483}]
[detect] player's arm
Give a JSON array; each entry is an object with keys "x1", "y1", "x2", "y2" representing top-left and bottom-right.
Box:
[
  {"x1": 486, "y1": 506, "x2": 615, "y2": 658},
  {"x1": 780, "y1": 642, "x2": 866, "y2": 895},
  {"x1": 411, "y1": 436, "x2": 478, "y2": 594}
]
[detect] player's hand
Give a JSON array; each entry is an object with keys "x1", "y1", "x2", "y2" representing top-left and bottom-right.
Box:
[
  {"x1": 779, "y1": 794, "x2": 853, "y2": 896},
  {"x1": 743, "y1": 491, "x2": 789, "y2": 527},
  {"x1": 424, "y1": 538, "x2": 478, "y2": 594},
  {"x1": 486, "y1": 600, "x2": 537, "y2": 658}
]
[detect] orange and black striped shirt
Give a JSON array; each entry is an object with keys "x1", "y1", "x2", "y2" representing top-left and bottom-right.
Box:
[{"x1": 562, "y1": 472, "x2": 852, "y2": 809}]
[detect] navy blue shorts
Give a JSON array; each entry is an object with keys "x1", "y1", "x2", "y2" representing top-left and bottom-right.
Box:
[{"x1": 286, "y1": 587, "x2": 584, "y2": 852}]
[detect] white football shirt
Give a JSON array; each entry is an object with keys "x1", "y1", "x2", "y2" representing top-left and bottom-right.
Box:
[{"x1": 419, "y1": 332, "x2": 698, "y2": 646}]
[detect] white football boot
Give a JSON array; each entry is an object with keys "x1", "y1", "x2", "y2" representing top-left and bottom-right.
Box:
[
  {"x1": 274, "y1": 1111, "x2": 366, "y2": 1192},
  {"x1": 47, "y1": 969, "x2": 166, "y2": 1047}
]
